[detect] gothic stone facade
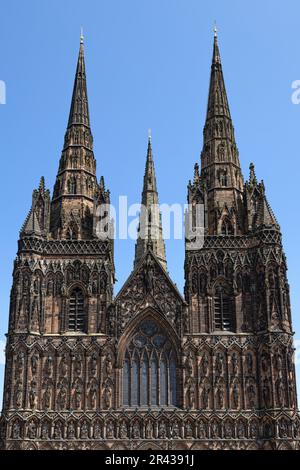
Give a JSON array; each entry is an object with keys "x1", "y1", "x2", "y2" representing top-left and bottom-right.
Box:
[{"x1": 0, "y1": 33, "x2": 299, "y2": 451}]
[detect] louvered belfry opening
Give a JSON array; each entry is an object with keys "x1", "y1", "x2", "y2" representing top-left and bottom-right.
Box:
[
  {"x1": 214, "y1": 285, "x2": 235, "y2": 332},
  {"x1": 68, "y1": 287, "x2": 85, "y2": 332}
]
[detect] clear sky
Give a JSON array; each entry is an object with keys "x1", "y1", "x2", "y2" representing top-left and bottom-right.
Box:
[{"x1": 0, "y1": 0, "x2": 300, "y2": 403}]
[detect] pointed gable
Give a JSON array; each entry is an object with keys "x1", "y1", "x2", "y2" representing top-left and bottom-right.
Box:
[{"x1": 115, "y1": 249, "x2": 186, "y2": 336}]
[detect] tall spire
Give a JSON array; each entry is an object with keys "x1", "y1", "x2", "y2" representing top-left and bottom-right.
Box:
[
  {"x1": 50, "y1": 35, "x2": 98, "y2": 240},
  {"x1": 134, "y1": 134, "x2": 167, "y2": 270},
  {"x1": 199, "y1": 30, "x2": 245, "y2": 235},
  {"x1": 67, "y1": 31, "x2": 90, "y2": 128}
]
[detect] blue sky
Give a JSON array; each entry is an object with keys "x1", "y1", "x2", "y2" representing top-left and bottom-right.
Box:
[{"x1": 0, "y1": 0, "x2": 300, "y2": 403}]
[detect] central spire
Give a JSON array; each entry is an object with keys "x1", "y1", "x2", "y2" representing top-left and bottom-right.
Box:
[{"x1": 134, "y1": 134, "x2": 167, "y2": 270}]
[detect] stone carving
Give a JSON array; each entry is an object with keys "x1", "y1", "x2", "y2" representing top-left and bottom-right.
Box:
[
  {"x1": 132, "y1": 421, "x2": 141, "y2": 439},
  {"x1": 106, "y1": 420, "x2": 114, "y2": 439},
  {"x1": 14, "y1": 380, "x2": 23, "y2": 408},
  {"x1": 262, "y1": 378, "x2": 271, "y2": 408},
  {"x1": 44, "y1": 355, "x2": 53, "y2": 377},
  {"x1": 103, "y1": 381, "x2": 112, "y2": 409},
  {"x1": 54, "y1": 421, "x2": 63, "y2": 440},
  {"x1": 29, "y1": 379, "x2": 37, "y2": 408},
  {"x1": 145, "y1": 420, "x2": 153, "y2": 439},
  {"x1": 171, "y1": 420, "x2": 180, "y2": 439},
  {"x1": 199, "y1": 420, "x2": 206, "y2": 439},
  {"x1": 12, "y1": 421, "x2": 21, "y2": 439},
  {"x1": 30, "y1": 354, "x2": 39, "y2": 375},
  {"x1": 158, "y1": 420, "x2": 167, "y2": 439},
  {"x1": 231, "y1": 353, "x2": 238, "y2": 375},
  {"x1": 80, "y1": 421, "x2": 89, "y2": 439},
  {"x1": 67, "y1": 421, "x2": 76, "y2": 439},
  {"x1": 57, "y1": 384, "x2": 67, "y2": 410},
  {"x1": 59, "y1": 354, "x2": 68, "y2": 377},
  {"x1": 232, "y1": 383, "x2": 239, "y2": 408},
  {"x1": 93, "y1": 421, "x2": 102, "y2": 439},
  {"x1": 119, "y1": 420, "x2": 128, "y2": 439}
]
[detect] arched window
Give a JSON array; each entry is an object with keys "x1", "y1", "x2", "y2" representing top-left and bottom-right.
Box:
[
  {"x1": 221, "y1": 218, "x2": 234, "y2": 236},
  {"x1": 214, "y1": 285, "x2": 235, "y2": 332},
  {"x1": 123, "y1": 319, "x2": 177, "y2": 407},
  {"x1": 68, "y1": 287, "x2": 86, "y2": 332}
]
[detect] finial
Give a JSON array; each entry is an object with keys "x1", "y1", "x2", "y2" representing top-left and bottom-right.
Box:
[
  {"x1": 214, "y1": 21, "x2": 218, "y2": 38},
  {"x1": 148, "y1": 128, "x2": 152, "y2": 143},
  {"x1": 80, "y1": 27, "x2": 84, "y2": 44}
]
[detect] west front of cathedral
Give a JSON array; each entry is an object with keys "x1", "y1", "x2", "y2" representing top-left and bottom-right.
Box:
[{"x1": 0, "y1": 32, "x2": 299, "y2": 450}]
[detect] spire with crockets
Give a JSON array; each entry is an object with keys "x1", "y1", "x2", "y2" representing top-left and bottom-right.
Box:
[
  {"x1": 134, "y1": 132, "x2": 167, "y2": 270},
  {"x1": 50, "y1": 32, "x2": 98, "y2": 240},
  {"x1": 200, "y1": 28, "x2": 245, "y2": 235}
]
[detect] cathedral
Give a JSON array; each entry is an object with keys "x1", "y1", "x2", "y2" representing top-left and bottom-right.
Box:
[{"x1": 1, "y1": 30, "x2": 299, "y2": 451}]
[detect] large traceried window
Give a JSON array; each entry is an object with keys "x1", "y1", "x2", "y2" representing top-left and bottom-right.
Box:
[
  {"x1": 123, "y1": 319, "x2": 177, "y2": 407},
  {"x1": 68, "y1": 287, "x2": 86, "y2": 332},
  {"x1": 214, "y1": 285, "x2": 235, "y2": 332}
]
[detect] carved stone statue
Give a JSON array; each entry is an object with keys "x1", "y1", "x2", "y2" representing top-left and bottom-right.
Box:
[
  {"x1": 145, "y1": 420, "x2": 153, "y2": 439},
  {"x1": 202, "y1": 386, "x2": 209, "y2": 409},
  {"x1": 132, "y1": 421, "x2": 141, "y2": 439},
  {"x1": 119, "y1": 420, "x2": 128, "y2": 439},
  {"x1": 186, "y1": 382, "x2": 195, "y2": 409},
  {"x1": 80, "y1": 421, "x2": 89, "y2": 439},
  {"x1": 185, "y1": 352, "x2": 193, "y2": 378},
  {"x1": 12, "y1": 421, "x2": 21, "y2": 439},
  {"x1": 106, "y1": 421, "x2": 114, "y2": 439},
  {"x1": 67, "y1": 421, "x2": 76, "y2": 439},
  {"x1": 211, "y1": 421, "x2": 219, "y2": 438},
  {"x1": 232, "y1": 383, "x2": 239, "y2": 408},
  {"x1": 246, "y1": 353, "x2": 253, "y2": 374},
  {"x1": 14, "y1": 380, "x2": 23, "y2": 408},
  {"x1": 89, "y1": 383, "x2": 98, "y2": 408},
  {"x1": 103, "y1": 382, "x2": 112, "y2": 409},
  {"x1": 246, "y1": 382, "x2": 256, "y2": 408},
  {"x1": 201, "y1": 355, "x2": 209, "y2": 376},
  {"x1": 215, "y1": 353, "x2": 224, "y2": 376},
  {"x1": 93, "y1": 421, "x2": 102, "y2": 439},
  {"x1": 250, "y1": 421, "x2": 258, "y2": 438},
  {"x1": 44, "y1": 355, "x2": 53, "y2": 377},
  {"x1": 90, "y1": 353, "x2": 97, "y2": 376},
  {"x1": 231, "y1": 353, "x2": 238, "y2": 375},
  {"x1": 43, "y1": 384, "x2": 52, "y2": 409},
  {"x1": 74, "y1": 354, "x2": 82, "y2": 376},
  {"x1": 57, "y1": 385, "x2": 67, "y2": 410},
  {"x1": 262, "y1": 378, "x2": 271, "y2": 408},
  {"x1": 74, "y1": 383, "x2": 82, "y2": 409},
  {"x1": 237, "y1": 421, "x2": 245, "y2": 438},
  {"x1": 29, "y1": 379, "x2": 37, "y2": 408},
  {"x1": 217, "y1": 385, "x2": 224, "y2": 408},
  {"x1": 59, "y1": 355, "x2": 68, "y2": 377},
  {"x1": 41, "y1": 422, "x2": 50, "y2": 440},
  {"x1": 185, "y1": 421, "x2": 193, "y2": 438},
  {"x1": 158, "y1": 420, "x2": 167, "y2": 439},
  {"x1": 54, "y1": 421, "x2": 63, "y2": 439},
  {"x1": 199, "y1": 420, "x2": 206, "y2": 439},
  {"x1": 104, "y1": 353, "x2": 113, "y2": 377},
  {"x1": 171, "y1": 420, "x2": 180, "y2": 439},
  {"x1": 144, "y1": 255, "x2": 155, "y2": 294},
  {"x1": 30, "y1": 354, "x2": 39, "y2": 375},
  {"x1": 276, "y1": 378, "x2": 284, "y2": 406},
  {"x1": 224, "y1": 421, "x2": 233, "y2": 439}
]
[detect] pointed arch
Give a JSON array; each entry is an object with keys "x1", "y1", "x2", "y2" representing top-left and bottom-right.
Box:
[{"x1": 118, "y1": 308, "x2": 179, "y2": 408}]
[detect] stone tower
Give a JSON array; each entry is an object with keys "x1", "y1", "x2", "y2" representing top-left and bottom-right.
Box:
[{"x1": 0, "y1": 31, "x2": 299, "y2": 451}]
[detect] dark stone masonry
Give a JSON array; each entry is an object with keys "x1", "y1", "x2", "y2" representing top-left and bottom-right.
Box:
[{"x1": 0, "y1": 31, "x2": 299, "y2": 450}]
